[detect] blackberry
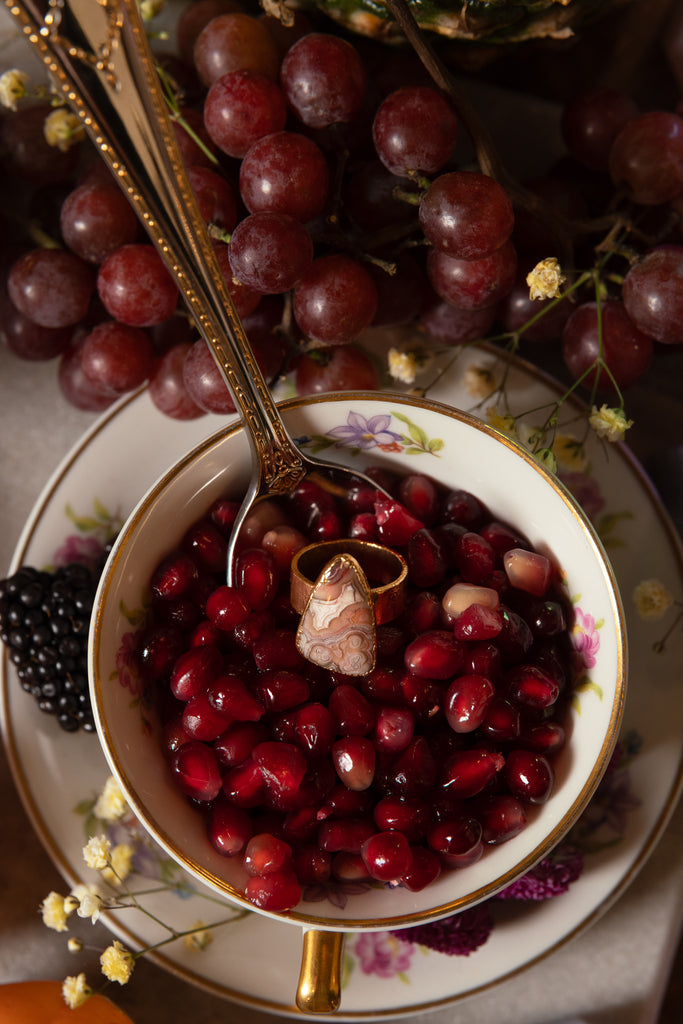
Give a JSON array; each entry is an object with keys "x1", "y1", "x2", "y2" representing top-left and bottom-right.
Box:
[{"x1": 0, "y1": 561, "x2": 102, "y2": 733}]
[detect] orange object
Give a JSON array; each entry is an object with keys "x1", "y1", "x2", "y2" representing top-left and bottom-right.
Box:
[{"x1": 0, "y1": 980, "x2": 135, "y2": 1023}]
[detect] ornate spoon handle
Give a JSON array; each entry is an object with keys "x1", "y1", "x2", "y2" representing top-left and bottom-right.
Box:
[{"x1": 6, "y1": 0, "x2": 307, "y2": 495}]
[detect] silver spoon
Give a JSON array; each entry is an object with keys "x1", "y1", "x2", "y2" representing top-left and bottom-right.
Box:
[{"x1": 8, "y1": 0, "x2": 389, "y2": 587}]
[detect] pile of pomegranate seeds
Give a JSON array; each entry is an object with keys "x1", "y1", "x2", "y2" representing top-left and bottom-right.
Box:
[{"x1": 131, "y1": 469, "x2": 575, "y2": 913}]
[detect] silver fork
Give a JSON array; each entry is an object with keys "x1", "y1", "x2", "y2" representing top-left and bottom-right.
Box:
[{"x1": 7, "y1": 0, "x2": 388, "y2": 584}]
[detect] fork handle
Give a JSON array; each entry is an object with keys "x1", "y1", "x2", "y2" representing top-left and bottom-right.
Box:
[{"x1": 7, "y1": 0, "x2": 306, "y2": 493}]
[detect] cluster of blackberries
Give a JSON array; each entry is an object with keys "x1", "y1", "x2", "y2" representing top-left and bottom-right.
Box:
[{"x1": 0, "y1": 561, "x2": 101, "y2": 733}]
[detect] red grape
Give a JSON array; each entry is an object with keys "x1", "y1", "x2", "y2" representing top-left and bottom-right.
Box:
[
  {"x1": 427, "y1": 239, "x2": 517, "y2": 311},
  {"x1": 280, "y1": 33, "x2": 366, "y2": 129},
  {"x1": 419, "y1": 171, "x2": 515, "y2": 260},
  {"x1": 622, "y1": 246, "x2": 683, "y2": 345},
  {"x1": 372, "y1": 86, "x2": 457, "y2": 176},
  {"x1": 60, "y1": 182, "x2": 139, "y2": 264},
  {"x1": 8, "y1": 248, "x2": 95, "y2": 328},
  {"x1": 228, "y1": 212, "x2": 313, "y2": 294},
  {"x1": 294, "y1": 344, "x2": 379, "y2": 395},
  {"x1": 193, "y1": 12, "x2": 280, "y2": 87},
  {"x1": 562, "y1": 300, "x2": 654, "y2": 393},
  {"x1": 239, "y1": 132, "x2": 330, "y2": 222},
  {"x1": 80, "y1": 320, "x2": 155, "y2": 394},
  {"x1": 293, "y1": 254, "x2": 378, "y2": 344},
  {"x1": 148, "y1": 341, "x2": 206, "y2": 420},
  {"x1": 561, "y1": 88, "x2": 638, "y2": 171},
  {"x1": 203, "y1": 70, "x2": 287, "y2": 159},
  {"x1": 609, "y1": 111, "x2": 683, "y2": 204},
  {"x1": 97, "y1": 244, "x2": 178, "y2": 326}
]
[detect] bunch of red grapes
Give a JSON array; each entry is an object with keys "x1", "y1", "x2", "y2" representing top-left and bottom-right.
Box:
[{"x1": 1, "y1": 0, "x2": 682, "y2": 416}]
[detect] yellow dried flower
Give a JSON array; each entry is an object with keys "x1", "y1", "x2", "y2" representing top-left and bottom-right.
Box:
[
  {"x1": 527, "y1": 257, "x2": 566, "y2": 300},
  {"x1": 94, "y1": 775, "x2": 128, "y2": 822},
  {"x1": 40, "y1": 891, "x2": 69, "y2": 932},
  {"x1": 62, "y1": 973, "x2": 92, "y2": 1009},
  {"x1": 589, "y1": 404, "x2": 633, "y2": 443},
  {"x1": 535, "y1": 447, "x2": 558, "y2": 474},
  {"x1": 464, "y1": 364, "x2": 500, "y2": 399},
  {"x1": 100, "y1": 940, "x2": 135, "y2": 985},
  {"x1": 0, "y1": 69, "x2": 29, "y2": 110},
  {"x1": 486, "y1": 405, "x2": 516, "y2": 437},
  {"x1": 83, "y1": 835, "x2": 111, "y2": 870},
  {"x1": 387, "y1": 348, "x2": 418, "y2": 385},
  {"x1": 184, "y1": 921, "x2": 214, "y2": 951},
  {"x1": 102, "y1": 842, "x2": 134, "y2": 885},
  {"x1": 633, "y1": 579, "x2": 675, "y2": 621},
  {"x1": 68, "y1": 937, "x2": 84, "y2": 953},
  {"x1": 43, "y1": 107, "x2": 85, "y2": 152},
  {"x1": 139, "y1": 0, "x2": 165, "y2": 17},
  {"x1": 72, "y1": 884, "x2": 104, "y2": 924},
  {"x1": 552, "y1": 434, "x2": 587, "y2": 471}
]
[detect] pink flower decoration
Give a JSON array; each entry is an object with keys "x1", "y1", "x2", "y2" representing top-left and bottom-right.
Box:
[
  {"x1": 53, "y1": 534, "x2": 105, "y2": 572},
  {"x1": 571, "y1": 606, "x2": 600, "y2": 670},
  {"x1": 353, "y1": 932, "x2": 414, "y2": 978}
]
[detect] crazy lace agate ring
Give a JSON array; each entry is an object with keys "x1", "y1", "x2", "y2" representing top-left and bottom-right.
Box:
[{"x1": 291, "y1": 540, "x2": 408, "y2": 676}]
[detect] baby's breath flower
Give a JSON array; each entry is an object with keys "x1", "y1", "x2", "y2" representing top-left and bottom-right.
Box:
[
  {"x1": 387, "y1": 347, "x2": 418, "y2": 385},
  {"x1": 552, "y1": 434, "x2": 587, "y2": 471},
  {"x1": 40, "y1": 891, "x2": 69, "y2": 932},
  {"x1": 633, "y1": 579, "x2": 675, "y2": 621},
  {"x1": 62, "y1": 973, "x2": 92, "y2": 1009},
  {"x1": 74, "y1": 886, "x2": 104, "y2": 924},
  {"x1": 139, "y1": 0, "x2": 165, "y2": 17},
  {"x1": 486, "y1": 405, "x2": 516, "y2": 436},
  {"x1": 94, "y1": 775, "x2": 128, "y2": 822},
  {"x1": 68, "y1": 936, "x2": 84, "y2": 953},
  {"x1": 184, "y1": 921, "x2": 214, "y2": 951},
  {"x1": 44, "y1": 107, "x2": 85, "y2": 152},
  {"x1": 535, "y1": 448, "x2": 558, "y2": 474},
  {"x1": 589, "y1": 404, "x2": 633, "y2": 443},
  {"x1": 0, "y1": 68, "x2": 29, "y2": 110},
  {"x1": 464, "y1": 363, "x2": 500, "y2": 399},
  {"x1": 102, "y1": 842, "x2": 134, "y2": 885},
  {"x1": 100, "y1": 940, "x2": 135, "y2": 985},
  {"x1": 83, "y1": 835, "x2": 111, "y2": 870},
  {"x1": 527, "y1": 257, "x2": 566, "y2": 300}
]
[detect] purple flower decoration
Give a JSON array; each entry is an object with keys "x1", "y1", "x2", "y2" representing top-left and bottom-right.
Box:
[
  {"x1": 559, "y1": 471, "x2": 606, "y2": 524},
  {"x1": 116, "y1": 631, "x2": 143, "y2": 696},
  {"x1": 353, "y1": 931, "x2": 414, "y2": 977},
  {"x1": 571, "y1": 606, "x2": 601, "y2": 670},
  {"x1": 391, "y1": 904, "x2": 494, "y2": 957},
  {"x1": 496, "y1": 845, "x2": 584, "y2": 901},
  {"x1": 53, "y1": 534, "x2": 106, "y2": 572},
  {"x1": 327, "y1": 412, "x2": 403, "y2": 450}
]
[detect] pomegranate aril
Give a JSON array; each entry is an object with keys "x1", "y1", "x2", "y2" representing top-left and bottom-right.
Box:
[
  {"x1": 442, "y1": 582, "x2": 500, "y2": 617},
  {"x1": 293, "y1": 845, "x2": 332, "y2": 886},
  {"x1": 282, "y1": 806, "x2": 320, "y2": 844},
  {"x1": 207, "y1": 674, "x2": 264, "y2": 720},
  {"x1": 332, "y1": 851, "x2": 370, "y2": 881},
  {"x1": 456, "y1": 532, "x2": 495, "y2": 585},
  {"x1": 318, "y1": 817, "x2": 376, "y2": 853},
  {"x1": 361, "y1": 831, "x2": 413, "y2": 882},
  {"x1": 374, "y1": 495, "x2": 424, "y2": 547},
  {"x1": 291, "y1": 702, "x2": 336, "y2": 755},
  {"x1": 233, "y1": 609, "x2": 276, "y2": 650},
  {"x1": 399, "y1": 673, "x2": 440, "y2": 717},
  {"x1": 183, "y1": 518, "x2": 229, "y2": 572},
  {"x1": 475, "y1": 794, "x2": 527, "y2": 844},
  {"x1": 373, "y1": 706, "x2": 415, "y2": 753},
  {"x1": 427, "y1": 816, "x2": 483, "y2": 868},
  {"x1": 452, "y1": 604, "x2": 503, "y2": 641},
  {"x1": 155, "y1": 596, "x2": 203, "y2": 633},
  {"x1": 332, "y1": 736, "x2": 376, "y2": 791},
  {"x1": 239, "y1": 499, "x2": 288, "y2": 547},
  {"x1": 252, "y1": 628, "x2": 304, "y2": 671},
  {"x1": 373, "y1": 795, "x2": 430, "y2": 841},
  {"x1": 222, "y1": 757, "x2": 267, "y2": 807},
  {"x1": 137, "y1": 624, "x2": 184, "y2": 681},
  {"x1": 244, "y1": 832, "x2": 293, "y2": 876},
  {"x1": 444, "y1": 673, "x2": 495, "y2": 733},
  {"x1": 214, "y1": 720, "x2": 269, "y2": 767},
  {"x1": 362, "y1": 666, "x2": 403, "y2": 704},
  {"x1": 236, "y1": 547, "x2": 279, "y2": 612},
  {"x1": 462, "y1": 641, "x2": 503, "y2": 681},
  {"x1": 206, "y1": 585, "x2": 250, "y2": 631},
  {"x1": 349, "y1": 512, "x2": 379, "y2": 541},
  {"x1": 182, "y1": 692, "x2": 232, "y2": 741},
  {"x1": 261, "y1": 524, "x2": 308, "y2": 572},
  {"x1": 480, "y1": 695, "x2": 521, "y2": 742},
  {"x1": 526, "y1": 599, "x2": 567, "y2": 636},
  {"x1": 407, "y1": 528, "x2": 448, "y2": 587},
  {"x1": 254, "y1": 669, "x2": 310, "y2": 712},
  {"x1": 442, "y1": 489, "x2": 487, "y2": 529},
  {"x1": 404, "y1": 630, "x2": 464, "y2": 680},
  {"x1": 480, "y1": 521, "x2": 530, "y2": 560},
  {"x1": 209, "y1": 796, "x2": 254, "y2": 857},
  {"x1": 521, "y1": 720, "x2": 566, "y2": 755},
  {"x1": 504, "y1": 548, "x2": 553, "y2": 597},
  {"x1": 398, "y1": 473, "x2": 440, "y2": 525},
  {"x1": 387, "y1": 736, "x2": 437, "y2": 796},
  {"x1": 441, "y1": 747, "x2": 505, "y2": 798},
  {"x1": 402, "y1": 590, "x2": 443, "y2": 635},
  {"x1": 253, "y1": 741, "x2": 307, "y2": 799},
  {"x1": 317, "y1": 784, "x2": 374, "y2": 820},
  {"x1": 506, "y1": 664, "x2": 560, "y2": 710},
  {"x1": 171, "y1": 740, "x2": 222, "y2": 801},
  {"x1": 329, "y1": 683, "x2": 377, "y2": 735},
  {"x1": 244, "y1": 870, "x2": 301, "y2": 912},
  {"x1": 400, "y1": 846, "x2": 442, "y2": 891},
  {"x1": 170, "y1": 644, "x2": 223, "y2": 701},
  {"x1": 504, "y1": 748, "x2": 554, "y2": 804},
  {"x1": 151, "y1": 552, "x2": 198, "y2": 600},
  {"x1": 495, "y1": 608, "x2": 533, "y2": 664}
]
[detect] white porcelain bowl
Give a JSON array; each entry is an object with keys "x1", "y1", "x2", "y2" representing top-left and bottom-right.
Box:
[{"x1": 89, "y1": 392, "x2": 626, "y2": 1008}]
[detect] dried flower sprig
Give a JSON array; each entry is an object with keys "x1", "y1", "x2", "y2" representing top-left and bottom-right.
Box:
[{"x1": 40, "y1": 776, "x2": 250, "y2": 1010}]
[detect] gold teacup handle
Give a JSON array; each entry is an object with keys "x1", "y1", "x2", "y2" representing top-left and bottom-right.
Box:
[{"x1": 296, "y1": 930, "x2": 345, "y2": 1014}]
